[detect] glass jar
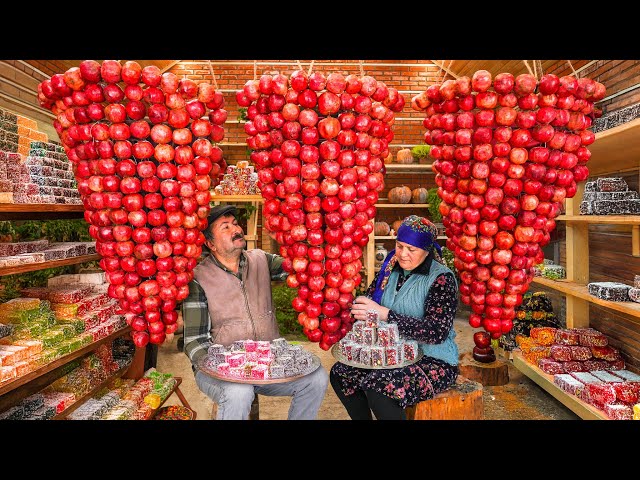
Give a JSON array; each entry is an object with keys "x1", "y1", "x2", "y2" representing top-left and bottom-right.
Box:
[{"x1": 374, "y1": 243, "x2": 388, "y2": 272}]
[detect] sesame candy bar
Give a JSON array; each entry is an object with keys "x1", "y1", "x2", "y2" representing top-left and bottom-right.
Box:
[
  {"x1": 570, "y1": 345, "x2": 593, "y2": 361},
  {"x1": 591, "y1": 345, "x2": 620, "y2": 361},
  {"x1": 587, "y1": 282, "x2": 631, "y2": 302},
  {"x1": 538, "y1": 358, "x2": 566, "y2": 375},
  {"x1": 553, "y1": 373, "x2": 585, "y2": 395},
  {"x1": 550, "y1": 344, "x2": 572, "y2": 362}
]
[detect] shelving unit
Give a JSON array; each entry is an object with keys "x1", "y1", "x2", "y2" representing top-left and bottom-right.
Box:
[
  {"x1": 0, "y1": 203, "x2": 85, "y2": 221},
  {"x1": 0, "y1": 254, "x2": 101, "y2": 277},
  {"x1": 211, "y1": 194, "x2": 264, "y2": 250},
  {"x1": 511, "y1": 350, "x2": 608, "y2": 420},
  {"x1": 147, "y1": 377, "x2": 196, "y2": 420},
  {"x1": 512, "y1": 119, "x2": 640, "y2": 420},
  {"x1": 0, "y1": 326, "x2": 132, "y2": 412}
]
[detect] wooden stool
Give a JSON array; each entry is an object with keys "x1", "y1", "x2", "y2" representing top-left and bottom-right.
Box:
[
  {"x1": 458, "y1": 352, "x2": 510, "y2": 386},
  {"x1": 405, "y1": 375, "x2": 483, "y2": 420},
  {"x1": 210, "y1": 395, "x2": 260, "y2": 420}
]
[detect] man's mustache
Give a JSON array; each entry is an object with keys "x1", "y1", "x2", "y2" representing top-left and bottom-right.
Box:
[{"x1": 232, "y1": 233, "x2": 244, "y2": 241}]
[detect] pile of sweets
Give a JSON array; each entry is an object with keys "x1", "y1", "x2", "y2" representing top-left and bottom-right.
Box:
[
  {"x1": 534, "y1": 261, "x2": 566, "y2": 280},
  {"x1": 500, "y1": 292, "x2": 561, "y2": 351},
  {"x1": 626, "y1": 275, "x2": 640, "y2": 303},
  {"x1": 67, "y1": 368, "x2": 177, "y2": 420},
  {"x1": 591, "y1": 102, "x2": 640, "y2": 134},
  {"x1": 579, "y1": 177, "x2": 640, "y2": 215},
  {"x1": 0, "y1": 275, "x2": 125, "y2": 386},
  {"x1": 337, "y1": 317, "x2": 420, "y2": 368},
  {"x1": 154, "y1": 405, "x2": 194, "y2": 420},
  {"x1": 587, "y1": 281, "x2": 631, "y2": 302},
  {"x1": 0, "y1": 340, "x2": 130, "y2": 420},
  {"x1": 517, "y1": 326, "x2": 625, "y2": 375},
  {"x1": 553, "y1": 368, "x2": 640, "y2": 420},
  {"x1": 202, "y1": 338, "x2": 315, "y2": 380},
  {"x1": 0, "y1": 109, "x2": 48, "y2": 156},
  {"x1": 0, "y1": 239, "x2": 96, "y2": 268},
  {"x1": 212, "y1": 161, "x2": 259, "y2": 196}
]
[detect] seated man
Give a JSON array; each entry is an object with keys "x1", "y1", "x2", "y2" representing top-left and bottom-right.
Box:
[{"x1": 182, "y1": 204, "x2": 328, "y2": 420}]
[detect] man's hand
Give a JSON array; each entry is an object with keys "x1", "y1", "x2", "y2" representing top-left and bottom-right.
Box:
[{"x1": 350, "y1": 296, "x2": 390, "y2": 322}]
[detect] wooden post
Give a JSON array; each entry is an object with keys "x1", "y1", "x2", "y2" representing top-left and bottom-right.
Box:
[
  {"x1": 633, "y1": 225, "x2": 640, "y2": 257},
  {"x1": 366, "y1": 222, "x2": 376, "y2": 286},
  {"x1": 405, "y1": 376, "x2": 483, "y2": 420}
]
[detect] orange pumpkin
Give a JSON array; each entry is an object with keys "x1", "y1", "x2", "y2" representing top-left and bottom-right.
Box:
[
  {"x1": 374, "y1": 221, "x2": 391, "y2": 236},
  {"x1": 411, "y1": 187, "x2": 429, "y2": 204},
  {"x1": 396, "y1": 148, "x2": 414, "y2": 164},
  {"x1": 392, "y1": 219, "x2": 403, "y2": 234},
  {"x1": 388, "y1": 186, "x2": 412, "y2": 204}
]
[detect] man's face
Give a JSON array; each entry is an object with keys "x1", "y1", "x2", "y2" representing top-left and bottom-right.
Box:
[{"x1": 207, "y1": 214, "x2": 246, "y2": 257}]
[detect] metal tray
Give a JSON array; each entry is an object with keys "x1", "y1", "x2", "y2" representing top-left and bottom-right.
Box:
[
  {"x1": 197, "y1": 353, "x2": 321, "y2": 385},
  {"x1": 331, "y1": 343, "x2": 423, "y2": 370}
]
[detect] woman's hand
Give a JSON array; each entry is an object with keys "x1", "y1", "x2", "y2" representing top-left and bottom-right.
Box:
[{"x1": 350, "y1": 296, "x2": 390, "y2": 322}]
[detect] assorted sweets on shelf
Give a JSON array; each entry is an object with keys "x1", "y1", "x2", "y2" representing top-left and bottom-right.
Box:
[
  {"x1": 629, "y1": 275, "x2": 640, "y2": 303},
  {"x1": 0, "y1": 112, "x2": 81, "y2": 205},
  {"x1": 0, "y1": 339, "x2": 134, "y2": 420},
  {"x1": 591, "y1": 101, "x2": 640, "y2": 134},
  {"x1": 154, "y1": 405, "x2": 194, "y2": 420},
  {"x1": 0, "y1": 240, "x2": 96, "y2": 268},
  {"x1": 587, "y1": 281, "x2": 632, "y2": 302},
  {"x1": 335, "y1": 315, "x2": 420, "y2": 368},
  {"x1": 534, "y1": 259, "x2": 566, "y2": 280},
  {"x1": 517, "y1": 326, "x2": 625, "y2": 374},
  {"x1": 201, "y1": 338, "x2": 316, "y2": 380},
  {"x1": 67, "y1": 368, "x2": 178, "y2": 420},
  {"x1": 579, "y1": 177, "x2": 640, "y2": 215},
  {"x1": 212, "y1": 161, "x2": 259, "y2": 196},
  {"x1": 0, "y1": 272, "x2": 126, "y2": 386},
  {"x1": 500, "y1": 291, "x2": 561, "y2": 352}
]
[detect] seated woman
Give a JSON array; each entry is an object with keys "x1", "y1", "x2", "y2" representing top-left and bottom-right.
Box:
[{"x1": 330, "y1": 215, "x2": 459, "y2": 420}]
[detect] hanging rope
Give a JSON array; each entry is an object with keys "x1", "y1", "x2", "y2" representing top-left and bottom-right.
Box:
[
  {"x1": 523, "y1": 60, "x2": 534, "y2": 76},
  {"x1": 566, "y1": 60, "x2": 578, "y2": 77},
  {"x1": 253, "y1": 60, "x2": 257, "y2": 80},
  {"x1": 296, "y1": 60, "x2": 303, "y2": 71},
  {"x1": 533, "y1": 60, "x2": 538, "y2": 79},
  {"x1": 536, "y1": 60, "x2": 544, "y2": 79},
  {"x1": 359, "y1": 60, "x2": 365, "y2": 77},
  {"x1": 206, "y1": 60, "x2": 218, "y2": 90},
  {"x1": 307, "y1": 60, "x2": 315, "y2": 77}
]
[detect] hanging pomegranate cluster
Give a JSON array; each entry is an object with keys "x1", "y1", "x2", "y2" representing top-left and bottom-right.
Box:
[
  {"x1": 37, "y1": 60, "x2": 227, "y2": 347},
  {"x1": 412, "y1": 70, "x2": 605, "y2": 362},
  {"x1": 237, "y1": 70, "x2": 404, "y2": 350}
]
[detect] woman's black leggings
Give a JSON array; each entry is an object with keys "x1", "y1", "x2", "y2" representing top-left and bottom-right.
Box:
[{"x1": 329, "y1": 369, "x2": 406, "y2": 420}]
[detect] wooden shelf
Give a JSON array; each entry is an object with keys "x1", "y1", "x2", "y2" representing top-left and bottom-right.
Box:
[
  {"x1": 0, "y1": 254, "x2": 101, "y2": 277},
  {"x1": 586, "y1": 117, "x2": 640, "y2": 176},
  {"x1": 532, "y1": 276, "x2": 640, "y2": 323},
  {"x1": 384, "y1": 163, "x2": 433, "y2": 172},
  {"x1": 557, "y1": 215, "x2": 640, "y2": 225},
  {"x1": 374, "y1": 235, "x2": 448, "y2": 240},
  {"x1": 0, "y1": 204, "x2": 84, "y2": 213},
  {"x1": 211, "y1": 195, "x2": 264, "y2": 202},
  {"x1": 375, "y1": 203, "x2": 430, "y2": 208},
  {"x1": 511, "y1": 350, "x2": 609, "y2": 420},
  {"x1": 54, "y1": 363, "x2": 132, "y2": 420},
  {"x1": 0, "y1": 326, "x2": 131, "y2": 400}
]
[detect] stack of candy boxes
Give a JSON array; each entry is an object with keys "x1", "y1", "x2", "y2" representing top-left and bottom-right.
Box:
[
  {"x1": 0, "y1": 272, "x2": 125, "y2": 385},
  {"x1": 338, "y1": 317, "x2": 420, "y2": 367},
  {"x1": 0, "y1": 239, "x2": 96, "y2": 268},
  {"x1": 212, "y1": 161, "x2": 260, "y2": 196},
  {"x1": 0, "y1": 108, "x2": 49, "y2": 156},
  {"x1": 518, "y1": 326, "x2": 640, "y2": 420},
  {"x1": 203, "y1": 338, "x2": 314, "y2": 380},
  {"x1": 0, "y1": 342, "x2": 131, "y2": 420}
]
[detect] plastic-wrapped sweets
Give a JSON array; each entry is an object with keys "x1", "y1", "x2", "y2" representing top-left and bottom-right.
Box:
[
  {"x1": 591, "y1": 345, "x2": 621, "y2": 361},
  {"x1": 207, "y1": 344, "x2": 225, "y2": 355},
  {"x1": 611, "y1": 370, "x2": 640, "y2": 382},
  {"x1": 25, "y1": 405, "x2": 56, "y2": 420},
  {"x1": 21, "y1": 393, "x2": 45, "y2": 416},
  {"x1": 403, "y1": 340, "x2": 419, "y2": 362},
  {"x1": 0, "y1": 365, "x2": 17, "y2": 383},
  {"x1": 570, "y1": 345, "x2": 593, "y2": 361},
  {"x1": 550, "y1": 345, "x2": 573, "y2": 362},
  {"x1": 538, "y1": 358, "x2": 566, "y2": 375},
  {"x1": 612, "y1": 383, "x2": 640, "y2": 405},
  {"x1": 0, "y1": 323, "x2": 14, "y2": 339},
  {"x1": 359, "y1": 346, "x2": 371, "y2": 366},
  {"x1": 577, "y1": 329, "x2": 608, "y2": 347},
  {"x1": 385, "y1": 346, "x2": 400, "y2": 366},
  {"x1": 370, "y1": 346, "x2": 384, "y2": 367},
  {"x1": 553, "y1": 373, "x2": 585, "y2": 395},
  {"x1": 269, "y1": 365, "x2": 285, "y2": 378},
  {"x1": 0, "y1": 404, "x2": 24, "y2": 420},
  {"x1": 604, "y1": 403, "x2": 633, "y2": 420},
  {"x1": 587, "y1": 282, "x2": 631, "y2": 302},
  {"x1": 555, "y1": 329, "x2": 581, "y2": 346},
  {"x1": 529, "y1": 327, "x2": 557, "y2": 346}
]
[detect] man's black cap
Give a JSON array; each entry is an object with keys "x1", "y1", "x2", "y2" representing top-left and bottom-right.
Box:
[{"x1": 207, "y1": 205, "x2": 238, "y2": 227}]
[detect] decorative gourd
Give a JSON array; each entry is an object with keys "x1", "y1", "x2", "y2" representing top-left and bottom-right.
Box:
[
  {"x1": 388, "y1": 186, "x2": 412, "y2": 204},
  {"x1": 383, "y1": 152, "x2": 394, "y2": 164},
  {"x1": 392, "y1": 219, "x2": 403, "y2": 234},
  {"x1": 411, "y1": 187, "x2": 429, "y2": 204},
  {"x1": 374, "y1": 221, "x2": 390, "y2": 236},
  {"x1": 395, "y1": 148, "x2": 414, "y2": 164}
]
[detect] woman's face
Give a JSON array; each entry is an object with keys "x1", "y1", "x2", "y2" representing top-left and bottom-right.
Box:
[{"x1": 395, "y1": 240, "x2": 428, "y2": 271}]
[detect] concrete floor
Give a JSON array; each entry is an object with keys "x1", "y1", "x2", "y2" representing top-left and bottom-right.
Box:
[{"x1": 156, "y1": 313, "x2": 579, "y2": 421}]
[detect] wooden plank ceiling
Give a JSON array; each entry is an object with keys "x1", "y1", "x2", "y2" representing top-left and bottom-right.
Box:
[
  {"x1": 433, "y1": 60, "x2": 591, "y2": 79},
  {"x1": 23, "y1": 60, "x2": 177, "y2": 77}
]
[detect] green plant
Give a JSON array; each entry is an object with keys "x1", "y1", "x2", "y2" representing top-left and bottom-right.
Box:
[
  {"x1": 235, "y1": 204, "x2": 258, "y2": 222},
  {"x1": 238, "y1": 107, "x2": 248, "y2": 122},
  {"x1": 271, "y1": 284, "x2": 304, "y2": 338},
  {"x1": 411, "y1": 144, "x2": 431, "y2": 160},
  {"x1": 427, "y1": 187, "x2": 442, "y2": 223}
]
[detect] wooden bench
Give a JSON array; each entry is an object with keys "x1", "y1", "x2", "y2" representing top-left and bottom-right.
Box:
[
  {"x1": 405, "y1": 375, "x2": 483, "y2": 420},
  {"x1": 210, "y1": 395, "x2": 260, "y2": 420}
]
